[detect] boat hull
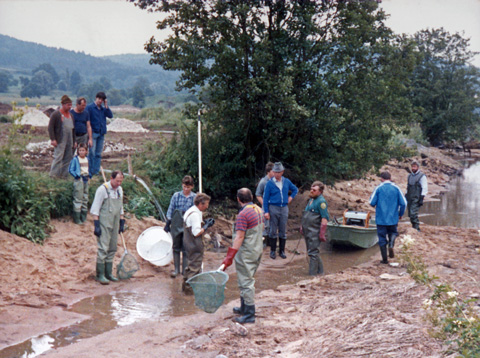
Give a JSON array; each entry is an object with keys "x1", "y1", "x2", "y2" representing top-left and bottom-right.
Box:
[{"x1": 327, "y1": 222, "x2": 378, "y2": 249}]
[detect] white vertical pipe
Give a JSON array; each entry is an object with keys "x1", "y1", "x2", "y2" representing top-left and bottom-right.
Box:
[{"x1": 198, "y1": 109, "x2": 203, "y2": 193}]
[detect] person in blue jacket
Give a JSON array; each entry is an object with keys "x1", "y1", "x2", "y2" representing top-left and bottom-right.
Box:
[
  {"x1": 263, "y1": 162, "x2": 298, "y2": 259},
  {"x1": 86, "y1": 92, "x2": 113, "y2": 177},
  {"x1": 369, "y1": 171, "x2": 407, "y2": 264},
  {"x1": 68, "y1": 143, "x2": 90, "y2": 224}
]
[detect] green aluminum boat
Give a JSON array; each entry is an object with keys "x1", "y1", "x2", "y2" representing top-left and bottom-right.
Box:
[{"x1": 327, "y1": 210, "x2": 378, "y2": 249}]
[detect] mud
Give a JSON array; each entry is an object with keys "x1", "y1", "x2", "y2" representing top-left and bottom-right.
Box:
[{"x1": 1, "y1": 145, "x2": 479, "y2": 357}]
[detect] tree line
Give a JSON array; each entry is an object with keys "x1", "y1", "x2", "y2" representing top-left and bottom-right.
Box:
[{"x1": 129, "y1": 0, "x2": 480, "y2": 196}]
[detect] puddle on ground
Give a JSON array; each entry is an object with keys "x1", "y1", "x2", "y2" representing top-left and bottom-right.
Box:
[
  {"x1": 0, "y1": 236, "x2": 377, "y2": 358},
  {"x1": 418, "y1": 160, "x2": 480, "y2": 229}
]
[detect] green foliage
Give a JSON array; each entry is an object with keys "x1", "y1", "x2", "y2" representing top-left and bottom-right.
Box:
[
  {"x1": 410, "y1": 28, "x2": 480, "y2": 145},
  {"x1": 399, "y1": 235, "x2": 480, "y2": 357},
  {"x1": 134, "y1": 0, "x2": 418, "y2": 196},
  {"x1": 0, "y1": 71, "x2": 17, "y2": 93}
]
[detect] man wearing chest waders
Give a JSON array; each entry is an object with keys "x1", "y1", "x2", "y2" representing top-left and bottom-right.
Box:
[
  {"x1": 221, "y1": 188, "x2": 264, "y2": 324},
  {"x1": 182, "y1": 193, "x2": 215, "y2": 295},
  {"x1": 164, "y1": 175, "x2": 196, "y2": 278},
  {"x1": 90, "y1": 170, "x2": 125, "y2": 285},
  {"x1": 301, "y1": 181, "x2": 329, "y2": 276},
  {"x1": 406, "y1": 160, "x2": 428, "y2": 231}
]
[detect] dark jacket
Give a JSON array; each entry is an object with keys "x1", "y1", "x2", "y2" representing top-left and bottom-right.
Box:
[{"x1": 48, "y1": 110, "x2": 76, "y2": 143}]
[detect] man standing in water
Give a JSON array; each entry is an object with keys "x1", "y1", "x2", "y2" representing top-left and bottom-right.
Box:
[
  {"x1": 222, "y1": 188, "x2": 264, "y2": 324},
  {"x1": 164, "y1": 175, "x2": 196, "y2": 278},
  {"x1": 182, "y1": 193, "x2": 215, "y2": 294},
  {"x1": 406, "y1": 160, "x2": 428, "y2": 231},
  {"x1": 369, "y1": 171, "x2": 407, "y2": 264},
  {"x1": 301, "y1": 181, "x2": 329, "y2": 276},
  {"x1": 87, "y1": 92, "x2": 113, "y2": 177},
  {"x1": 255, "y1": 162, "x2": 274, "y2": 248},
  {"x1": 263, "y1": 162, "x2": 298, "y2": 259},
  {"x1": 90, "y1": 170, "x2": 125, "y2": 285}
]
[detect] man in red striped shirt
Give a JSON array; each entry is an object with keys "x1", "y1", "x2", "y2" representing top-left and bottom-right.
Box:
[{"x1": 222, "y1": 188, "x2": 264, "y2": 324}]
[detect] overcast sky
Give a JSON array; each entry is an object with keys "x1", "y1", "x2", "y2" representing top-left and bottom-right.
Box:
[{"x1": 0, "y1": 0, "x2": 479, "y2": 66}]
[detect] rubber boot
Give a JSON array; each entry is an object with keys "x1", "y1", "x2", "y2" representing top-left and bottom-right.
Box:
[
  {"x1": 279, "y1": 239, "x2": 287, "y2": 259},
  {"x1": 380, "y1": 245, "x2": 388, "y2": 264},
  {"x1": 105, "y1": 262, "x2": 119, "y2": 282},
  {"x1": 73, "y1": 211, "x2": 82, "y2": 225},
  {"x1": 171, "y1": 251, "x2": 181, "y2": 278},
  {"x1": 317, "y1": 257, "x2": 324, "y2": 275},
  {"x1": 270, "y1": 237, "x2": 277, "y2": 259},
  {"x1": 96, "y1": 262, "x2": 110, "y2": 285},
  {"x1": 308, "y1": 257, "x2": 318, "y2": 276},
  {"x1": 235, "y1": 304, "x2": 255, "y2": 324},
  {"x1": 233, "y1": 297, "x2": 245, "y2": 315},
  {"x1": 182, "y1": 279, "x2": 193, "y2": 295},
  {"x1": 80, "y1": 209, "x2": 88, "y2": 223},
  {"x1": 181, "y1": 252, "x2": 188, "y2": 276},
  {"x1": 388, "y1": 234, "x2": 396, "y2": 258}
]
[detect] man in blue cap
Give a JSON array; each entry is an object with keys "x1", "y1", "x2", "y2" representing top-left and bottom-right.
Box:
[{"x1": 263, "y1": 162, "x2": 298, "y2": 259}]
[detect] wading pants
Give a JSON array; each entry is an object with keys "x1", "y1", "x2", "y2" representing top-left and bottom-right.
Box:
[{"x1": 301, "y1": 210, "x2": 324, "y2": 275}]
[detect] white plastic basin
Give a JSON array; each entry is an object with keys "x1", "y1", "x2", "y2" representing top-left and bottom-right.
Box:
[{"x1": 136, "y1": 226, "x2": 173, "y2": 266}]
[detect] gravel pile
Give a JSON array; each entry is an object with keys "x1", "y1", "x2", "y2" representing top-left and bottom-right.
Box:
[
  {"x1": 107, "y1": 118, "x2": 149, "y2": 133},
  {"x1": 10, "y1": 108, "x2": 51, "y2": 127}
]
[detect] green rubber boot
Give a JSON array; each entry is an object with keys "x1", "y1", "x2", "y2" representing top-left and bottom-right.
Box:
[
  {"x1": 105, "y1": 262, "x2": 119, "y2": 282},
  {"x1": 96, "y1": 262, "x2": 110, "y2": 285},
  {"x1": 80, "y1": 209, "x2": 88, "y2": 223},
  {"x1": 73, "y1": 211, "x2": 82, "y2": 225}
]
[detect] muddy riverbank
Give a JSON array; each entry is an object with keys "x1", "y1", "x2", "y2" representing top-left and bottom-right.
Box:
[{"x1": 1, "y1": 148, "x2": 479, "y2": 357}]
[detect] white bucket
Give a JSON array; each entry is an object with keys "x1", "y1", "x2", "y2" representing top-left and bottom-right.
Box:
[{"x1": 136, "y1": 226, "x2": 173, "y2": 266}]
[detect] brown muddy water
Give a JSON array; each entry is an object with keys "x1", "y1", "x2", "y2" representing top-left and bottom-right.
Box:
[
  {"x1": 419, "y1": 160, "x2": 480, "y2": 229},
  {"x1": 4, "y1": 161, "x2": 478, "y2": 358}
]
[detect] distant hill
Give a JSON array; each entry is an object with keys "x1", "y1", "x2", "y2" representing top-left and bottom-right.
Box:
[{"x1": 0, "y1": 34, "x2": 179, "y2": 93}]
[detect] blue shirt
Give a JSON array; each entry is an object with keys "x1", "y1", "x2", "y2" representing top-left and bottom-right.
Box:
[
  {"x1": 263, "y1": 177, "x2": 298, "y2": 214},
  {"x1": 166, "y1": 190, "x2": 196, "y2": 220},
  {"x1": 86, "y1": 102, "x2": 113, "y2": 135},
  {"x1": 369, "y1": 181, "x2": 407, "y2": 226},
  {"x1": 70, "y1": 109, "x2": 90, "y2": 135}
]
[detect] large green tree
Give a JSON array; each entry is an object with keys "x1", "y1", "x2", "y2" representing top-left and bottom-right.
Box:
[
  {"x1": 410, "y1": 28, "x2": 480, "y2": 145},
  {"x1": 132, "y1": 0, "x2": 416, "y2": 195}
]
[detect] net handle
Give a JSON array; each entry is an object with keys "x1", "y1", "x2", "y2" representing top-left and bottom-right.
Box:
[{"x1": 120, "y1": 232, "x2": 127, "y2": 251}]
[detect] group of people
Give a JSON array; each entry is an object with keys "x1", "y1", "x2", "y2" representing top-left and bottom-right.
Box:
[{"x1": 46, "y1": 92, "x2": 428, "y2": 324}]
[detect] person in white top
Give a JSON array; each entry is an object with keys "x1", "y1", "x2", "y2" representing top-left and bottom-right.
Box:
[{"x1": 182, "y1": 193, "x2": 215, "y2": 294}]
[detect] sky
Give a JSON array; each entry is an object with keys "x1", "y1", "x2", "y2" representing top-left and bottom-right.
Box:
[{"x1": 0, "y1": 0, "x2": 479, "y2": 66}]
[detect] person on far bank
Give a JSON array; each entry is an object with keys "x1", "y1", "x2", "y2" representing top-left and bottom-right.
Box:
[
  {"x1": 48, "y1": 95, "x2": 76, "y2": 178},
  {"x1": 68, "y1": 143, "x2": 90, "y2": 225},
  {"x1": 221, "y1": 188, "x2": 264, "y2": 324},
  {"x1": 369, "y1": 171, "x2": 407, "y2": 264},
  {"x1": 165, "y1": 175, "x2": 196, "y2": 278},
  {"x1": 182, "y1": 193, "x2": 215, "y2": 295},
  {"x1": 71, "y1": 97, "x2": 92, "y2": 147},
  {"x1": 87, "y1": 92, "x2": 113, "y2": 177},
  {"x1": 90, "y1": 170, "x2": 125, "y2": 285},
  {"x1": 263, "y1": 162, "x2": 298, "y2": 259},
  {"x1": 255, "y1": 162, "x2": 274, "y2": 248},
  {"x1": 300, "y1": 181, "x2": 329, "y2": 276},
  {"x1": 406, "y1": 160, "x2": 428, "y2": 231}
]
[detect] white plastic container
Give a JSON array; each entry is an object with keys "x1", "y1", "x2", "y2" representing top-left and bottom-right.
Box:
[{"x1": 136, "y1": 226, "x2": 173, "y2": 266}]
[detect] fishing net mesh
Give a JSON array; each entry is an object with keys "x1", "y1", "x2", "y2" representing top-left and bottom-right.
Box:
[
  {"x1": 187, "y1": 271, "x2": 229, "y2": 313},
  {"x1": 117, "y1": 252, "x2": 139, "y2": 280}
]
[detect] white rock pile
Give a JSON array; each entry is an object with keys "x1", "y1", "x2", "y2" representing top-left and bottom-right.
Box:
[
  {"x1": 8, "y1": 108, "x2": 50, "y2": 127},
  {"x1": 107, "y1": 118, "x2": 149, "y2": 133}
]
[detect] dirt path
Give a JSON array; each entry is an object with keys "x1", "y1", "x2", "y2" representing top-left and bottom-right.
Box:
[{"x1": 1, "y1": 148, "x2": 479, "y2": 357}]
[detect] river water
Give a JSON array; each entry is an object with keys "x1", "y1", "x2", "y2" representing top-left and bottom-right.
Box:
[{"x1": 2, "y1": 161, "x2": 479, "y2": 358}]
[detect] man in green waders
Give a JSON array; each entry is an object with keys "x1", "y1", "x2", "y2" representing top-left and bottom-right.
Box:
[
  {"x1": 221, "y1": 188, "x2": 264, "y2": 324},
  {"x1": 405, "y1": 160, "x2": 428, "y2": 231},
  {"x1": 164, "y1": 175, "x2": 196, "y2": 278},
  {"x1": 90, "y1": 170, "x2": 125, "y2": 285},
  {"x1": 301, "y1": 181, "x2": 329, "y2": 276},
  {"x1": 182, "y1": 193, "x2": 215, "y2": 295}
]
